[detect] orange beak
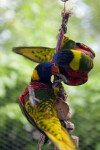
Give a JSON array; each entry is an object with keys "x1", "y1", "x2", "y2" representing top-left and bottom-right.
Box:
[{"x1": 51, "y1": 65, "x2": 59, "y2": 75}]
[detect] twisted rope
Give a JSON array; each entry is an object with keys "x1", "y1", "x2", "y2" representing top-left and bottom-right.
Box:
[
  {"x1": 56, "y1": 1, "x2": 72, "y2": 52},
  {"x1": 37, "y1": 134, "x2": 44, "y2": 150}
]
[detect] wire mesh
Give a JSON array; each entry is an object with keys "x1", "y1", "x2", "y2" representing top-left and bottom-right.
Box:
[
  {"x1": 0, "y1": 0, "x2": 99, "y2": 150},
  {"x1": 0, "y1": 80, "x2": 99, "y2": 150}
]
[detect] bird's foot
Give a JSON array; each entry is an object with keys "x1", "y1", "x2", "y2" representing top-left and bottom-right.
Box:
[
  {"x1": 61, "y1": 120, "x2": 74, "y2": 133},
  {"x1": 52, "y1": 74, "x2": 68, "y2": 89},
  {"x1": 29, "y1": 84, "x2": 40, "y2": 107}
]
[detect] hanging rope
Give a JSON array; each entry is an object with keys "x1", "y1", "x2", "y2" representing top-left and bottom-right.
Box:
[
  {"x1": 56, "y1": 0, "x2": 72, "y2": 52},
  {"x1": 37, "y1": 2, "x2": 72, "y2": 150},
  {"x1": 37, "y1": 134, "x2": 44, "y2": 150}
]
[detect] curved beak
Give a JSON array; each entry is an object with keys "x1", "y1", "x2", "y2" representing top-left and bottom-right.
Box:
[{"x1": 51, "y1": 65, "x2": 60, "y2": 75}]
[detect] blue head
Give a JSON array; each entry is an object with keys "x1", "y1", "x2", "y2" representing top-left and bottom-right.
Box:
[{"x1": 31, "y1": 62, "x2": 59, "y2": 83}]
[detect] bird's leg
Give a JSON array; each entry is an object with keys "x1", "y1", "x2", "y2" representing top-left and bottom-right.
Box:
[
  {"x1": 61, "y1": 120, "x2": 74, "y2": 133},
  {"x1": 55, "y1": 74, "x2": 68, "y2": 84},
  {"x1": 52, "y1": 74, "x2": 68, "y2": 89},
  {"x1": 29, "y1": 84, "x2": 40, "y2": 107}
]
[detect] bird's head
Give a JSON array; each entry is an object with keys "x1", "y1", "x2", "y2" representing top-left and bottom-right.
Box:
[
  {"x1": 31, "y1": 62, "x2": 60, "y2": 83},
  {"x1": 52, "y1": 50, "x2": 75, "y2": 84}
]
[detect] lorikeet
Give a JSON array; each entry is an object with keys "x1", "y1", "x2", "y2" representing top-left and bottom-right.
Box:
[
  {"x1": 13, "y1": 36, "x2": 95, "y2": 86},
  {"x1": 52, "y1": 42, "x2": 95, "y2": 86},
  {"x1": 19, "y1": 62, "x2": 78, "y2": 150},
  {"x1": 12, "y1": 36, "x2": 94, "y2": 63}
]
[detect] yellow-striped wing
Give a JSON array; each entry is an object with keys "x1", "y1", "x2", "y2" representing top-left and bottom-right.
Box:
[
  {"x1": 13, "y1": 47, "x2": 55, "y2": 63},
  {"x1": 25, "y1": 99, "x2": 78, "y2": 150}
]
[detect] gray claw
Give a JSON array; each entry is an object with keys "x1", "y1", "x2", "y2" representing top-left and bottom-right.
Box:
[
  {"x1": 52, "y1": 74, "x2": 68, "y2": 88},
  {"x1": 29, "y1": 84, "x2": 40, "y2": 107},
  {"x1": 57, "y1": 74, "x2": 68, "y2": 83}
]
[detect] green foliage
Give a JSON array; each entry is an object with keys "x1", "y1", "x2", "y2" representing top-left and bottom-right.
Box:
[
  {"x1": 64, "y1": 73, "x2": 100, "y2": 150},
  {"x1": 0, "y1": 0, "x2": 99, "y2": 150}
]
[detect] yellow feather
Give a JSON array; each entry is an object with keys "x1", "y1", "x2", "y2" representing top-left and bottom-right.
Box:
[
  {"x1": 61, "y1": 36, "x2": 75, "y2": 49},
  {"x1": 32, "y1": 69, "x2": 40, "y2": 81},
  {"x1": 45, "y1": 126, "x2": 78, "y2": 150},
  {"x1": 70, "y1": 50, "x2": 81, "y2": 71},
  {"x1": 54, "y1": 87, "x2": 60, "y2": 98},
  {"x1": 13, "y1": 47, "x2": 55, "y2": 63},
  {"x1": 25, "y1": 100, "x2": 78, "y2": 150}
]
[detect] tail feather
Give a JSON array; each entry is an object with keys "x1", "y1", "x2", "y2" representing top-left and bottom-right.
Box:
[{"x1": 45, "y1": 126, "x2": 78, "y2": 150}]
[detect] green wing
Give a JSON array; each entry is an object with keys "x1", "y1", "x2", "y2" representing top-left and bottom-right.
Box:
[
  {"x1": 61, "y1": 36, "x2": 76, "y2": 50},
  {"x1": 12, "y1": 36, "x2": 77, "y2": 63},
  {"x1": 13, "y1": 47, "x2": 55, "y2": 63}
]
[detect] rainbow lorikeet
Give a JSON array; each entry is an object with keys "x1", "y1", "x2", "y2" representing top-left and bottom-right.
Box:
[
  {"x1": 13, "y1": 35, "x2": 95, "y2": 86},
  {"x1": 19, "y1": 62, "x2": 78, "y2": 150}
]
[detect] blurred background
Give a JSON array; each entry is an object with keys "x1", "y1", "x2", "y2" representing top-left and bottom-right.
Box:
[{"x1": 0, "y1": 0, "x2": 100, "y2": 150}]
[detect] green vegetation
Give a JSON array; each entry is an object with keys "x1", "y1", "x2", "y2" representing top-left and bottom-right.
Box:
[{"x1": 0, "y1": 0, "x2": 100, "y2": 149}]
